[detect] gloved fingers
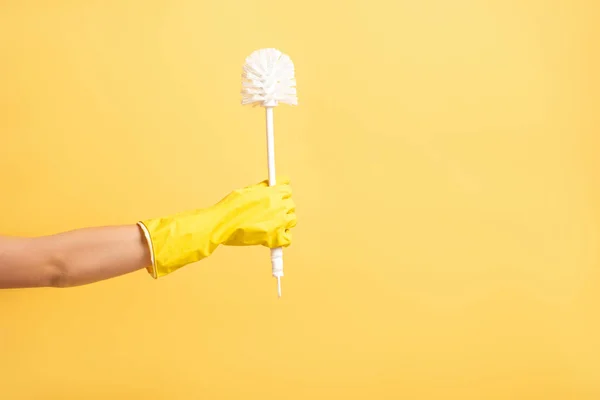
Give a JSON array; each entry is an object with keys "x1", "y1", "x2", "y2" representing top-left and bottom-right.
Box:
[
  {"x1": 282, "y1": 198, "x2": 296, "y2": 213},
  {"x1": 278, "y1": 184, "x2": 293, "y2": 200},
  {"x1": 267, "y1": 226, "x2": 293, "y2": 248},
  {"x1": 285, "y1": 212, "x2": 297, "y2": 229},
  {"x1": 282, "y1": 229, "x2": 292, "y2": 247},
  {"x1": 275, "y1": 176, "x2": 291, "y2": 186}
]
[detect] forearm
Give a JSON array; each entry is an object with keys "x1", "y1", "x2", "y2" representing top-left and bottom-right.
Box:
[{"x1": 0, "y1": 225, "x2": 151, "y2": 289}]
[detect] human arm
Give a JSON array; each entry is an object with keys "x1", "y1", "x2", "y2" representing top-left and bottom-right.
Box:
[
  {"x1": 0, "y1": 225, "x2": 151, "y2": 288},
  {"x1": 0, "y1": 179, "x2": 296, "y2": 289}
]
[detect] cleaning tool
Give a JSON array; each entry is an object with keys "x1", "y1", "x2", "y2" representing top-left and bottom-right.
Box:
[
  {"x1": 241, "y1": 48, "x2": 297, "y2": 297},
  {"x1": 138, "y1": 179, "x2": 297, "y2": 278}
]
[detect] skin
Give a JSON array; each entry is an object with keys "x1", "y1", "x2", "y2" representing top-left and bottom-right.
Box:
[{"x1": 0, "y1": 225, "x2": 151, "y2": 289}]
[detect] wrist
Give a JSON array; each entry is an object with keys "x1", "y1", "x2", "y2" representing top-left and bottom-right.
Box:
[{"x1": 139, "y1": 207, "x2": 220, "y2": 278}]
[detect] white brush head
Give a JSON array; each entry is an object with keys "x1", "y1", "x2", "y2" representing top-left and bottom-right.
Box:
[{"x1": 242, "y1": 48, "x2": 297, "y2": 107}]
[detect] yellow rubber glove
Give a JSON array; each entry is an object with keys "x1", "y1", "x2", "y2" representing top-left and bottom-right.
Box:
[{"x1": 138, "y1": 179, "x2": 297, "y2": 278}]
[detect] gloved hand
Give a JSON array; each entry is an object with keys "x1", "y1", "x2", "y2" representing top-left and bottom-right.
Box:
[{"x1": 138, "y1": 178, "x2": 297, "y2": 278}]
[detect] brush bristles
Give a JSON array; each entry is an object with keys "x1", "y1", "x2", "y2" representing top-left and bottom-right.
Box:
[{"x1": 241, "y1": 48, "x2": 297, "y2": 107}]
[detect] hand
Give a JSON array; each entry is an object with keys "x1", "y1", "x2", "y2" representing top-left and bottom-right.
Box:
[
  {"x1": 218, "y1": 178, "x2": 297, "y2": 248},
  {"x1": 139, "y1": 178, "x2": 298, "y2": 278}
]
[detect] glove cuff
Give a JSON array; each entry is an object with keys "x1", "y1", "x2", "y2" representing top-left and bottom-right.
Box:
[
  {"x1": 139, "y1": 208, "x2": 221, "y2": 278},
  {"x1": 137, "y1": 221, "x2": 157, "y2": 279}
]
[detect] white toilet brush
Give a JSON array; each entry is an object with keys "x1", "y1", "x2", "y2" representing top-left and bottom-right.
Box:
[{"x1": 241, "y1": 48, "x2": 297, "y2": 297}]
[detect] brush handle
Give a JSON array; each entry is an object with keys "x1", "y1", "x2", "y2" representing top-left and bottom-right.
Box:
[{"x1": 266, "y1": 107, "x2": 284, "y2": 284}]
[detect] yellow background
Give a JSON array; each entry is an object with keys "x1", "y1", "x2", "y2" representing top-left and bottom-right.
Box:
[{"x1": 1, "y1": 0, "x2": 599, "y2": 398}]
